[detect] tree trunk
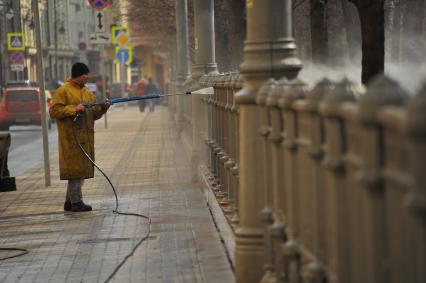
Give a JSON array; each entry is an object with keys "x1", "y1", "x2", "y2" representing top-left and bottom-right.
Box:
[
  {"x1": 341, "y1": 0, "x2": 362, "y2": 63},
  {"x1": 214, "y1": 0, "x2": 246, "y2": 72},
  {"x1": 384, "y1": 0, "x2": 396, "y2": 63},
  {"x1": 350, "y1": 0, "x2": 385, "y2": 84},
  {"x1": 391, "y1": 0, "x2": 403, "y2": 62},
  {"x1": 402, "y1": 0, "x2": 425, "y2": 63},
  {"x1": 293, "y1": 0, "x2": 312, "y2": 61},
  {"x1": 310, "y1": 0, "x2": 329, "y2": 64},
  {"x1": 328, "y1": 0, "x2": 349, "y2": 64},
  {"x1": 226, "y1": 0, "x2": 246, "y2": 71}
]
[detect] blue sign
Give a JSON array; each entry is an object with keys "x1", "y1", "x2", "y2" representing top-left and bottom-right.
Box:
[
  {"x1": 87, "y1": 0, "x2": 110, "y2": 10},
  {"x1": 8, "y1": 33, "x2": 25, "y2": 51},
  {"x1": 116, "y1": 48, "x2": 129, "y2": 64}
]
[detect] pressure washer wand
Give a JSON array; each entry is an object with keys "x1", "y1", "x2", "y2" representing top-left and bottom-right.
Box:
[{"x1": 82, "y1": 91, "x2": 192, "y2": 108}]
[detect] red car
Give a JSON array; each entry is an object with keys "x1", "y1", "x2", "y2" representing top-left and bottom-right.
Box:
[{"x1": 0, "y1": 87, "x2": 51, "y2": 130}]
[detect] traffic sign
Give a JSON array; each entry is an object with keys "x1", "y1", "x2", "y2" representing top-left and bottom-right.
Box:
[
  {"x1": 115, "y1": 46, "x2": 132, "y2": 64},
  {"x1": 8, "y1": 33, "x2": 25, "y2": 51},
  {"x1": 10, "y1": 51, "x2": 25, "y2": 65},
  {"x1": 79, "y1": 42, "x2": 87, "y2": 51},
  {"x1": 111, "y1": 26, "x2": 129, "y2": 44},
  {"x1": 116, "y1": 32, "x2": 129, "y2": 46},
  {"x1": 10, "y1": 51, "x2": 25, "y2": 72},
  {"x1": 90, "y1": 33, "x2": 111, "y2": 44},
  {"x1": 11, "y1": 65, "x2": 24, "y2": 72},
  {"x1": 95, "y1": 11, "x2": 105, "y2": 33},
  {"x1": 87, "y1": 0, "x2": 110, "y2": 10}
]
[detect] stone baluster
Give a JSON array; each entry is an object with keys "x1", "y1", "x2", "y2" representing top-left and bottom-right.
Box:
[
  {"x1": 302, "y1": 78, "x2": 333, "y2": 281},
  {"x1": 211, "y1": 74, "x2": 221, "y2": 190},
  {"x1": 205, "y1": 74, "x2": 216, "y2": 181},
  {"x1": 216, "y1": 74, "x2": 227, "y2": 198},
  {"x1": 224, "y1": 74, "x2": 236, "y2": 215},
  {"x1": 403, "y1": 82, "x2": 426, "y2": 282},
  {"x1": 258, "y1": 79, "x2": 276, "y2": 225},
  {"x1": 231, "y1": 74, "x2": 243, "y2": 227},
  {"x1": 256, "y1": 79, "x2": 276, "y2": 282},
  {"x1": 276, "y1": 78, "x2": 307, "y2": 282},
  {"x1": 404, "y1": 82, "x2": 426, "y2": 216},
  {"x1": 318, "y1": 78, "x2": 356, "y2": 283},
  {"x1": 220, "y1": 74, "x2": 232, "y2": 205},
  {"x1": 356, "y1": 75, "x2": 408, "y2": 283}
]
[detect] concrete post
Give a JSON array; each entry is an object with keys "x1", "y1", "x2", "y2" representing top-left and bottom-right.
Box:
[
  {"x1": 235, "y1": 1, "x2": 302, "y2": 282},
  {"x1": 175, "y1": 0, "x2": 191, "y2": 135}
]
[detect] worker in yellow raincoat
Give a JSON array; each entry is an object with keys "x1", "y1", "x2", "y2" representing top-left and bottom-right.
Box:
[{"x1": 50, "y1": 62, "x2": 110, "y2": 212}]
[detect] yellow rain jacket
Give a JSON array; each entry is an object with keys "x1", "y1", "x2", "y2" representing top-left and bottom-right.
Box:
[{"x1": 49, "y1": 79, "x2": 107, "y2": 180}]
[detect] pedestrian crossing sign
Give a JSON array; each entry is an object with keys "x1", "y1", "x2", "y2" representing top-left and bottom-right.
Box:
[{"x1": 8, "y1": 33, "x2": 25, "y2": 51}]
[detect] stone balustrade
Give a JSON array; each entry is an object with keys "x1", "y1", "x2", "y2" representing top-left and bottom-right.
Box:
[{"x1": 175, "y1": 71, "x2": 426, "y2": 283}]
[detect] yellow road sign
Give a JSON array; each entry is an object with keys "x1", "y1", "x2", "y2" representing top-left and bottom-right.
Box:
[
  {"x1": 111, "y1": 26, "x2": 129, "y2": 45},
  {"x1": 8, "y1": 33, "x2": 25, "y2": 51},
  {"x1": 116, "y1": 33, "x2": 129, "y2": 46}
]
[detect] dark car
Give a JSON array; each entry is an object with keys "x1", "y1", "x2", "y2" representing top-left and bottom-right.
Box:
[{"x1": 0, "y1": 87, "x2": 51, "y2": 130}]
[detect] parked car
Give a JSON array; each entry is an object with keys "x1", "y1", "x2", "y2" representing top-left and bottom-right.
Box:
[
  {"x1": 5, "y1": 80, "x2": 39, "y2": 88},
  {"x1": 0, "y1": 87, "x2": 52, "y2": 130}
]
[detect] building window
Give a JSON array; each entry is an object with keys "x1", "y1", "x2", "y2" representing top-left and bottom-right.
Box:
[{"x1": 75, "y1": 4, "x2": 80, "y2": 12}]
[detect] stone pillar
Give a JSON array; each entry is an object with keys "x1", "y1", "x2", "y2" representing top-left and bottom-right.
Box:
[
  {"x1": 190, "y1": 0, "x2": 218, "y2": 182},
  {"x1": 176, "y1": 0, "x2": 191, "y2": 83},
  {"x1": 175, "y1": 0, "x2": 190, "y2": 135},
  {"x1": 234, "y1": 1, "x2": 302, "y2": 282},
  {"x1": 192, "y1": 0, "x2": 218, "y2": 79}
]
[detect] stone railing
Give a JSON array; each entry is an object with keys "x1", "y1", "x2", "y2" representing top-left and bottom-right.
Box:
[{"x1": 176, "y1": 71, "x2": 426, "y2": 283}]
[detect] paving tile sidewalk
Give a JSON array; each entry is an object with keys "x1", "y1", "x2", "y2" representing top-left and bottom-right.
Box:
[{"x1": 0, "y1": 106, "x2": 234, "y2": 283}]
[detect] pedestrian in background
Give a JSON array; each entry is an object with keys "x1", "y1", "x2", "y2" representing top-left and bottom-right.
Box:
[
  {"x1": 135, "y1": 77, "x2": 147, "y2": 112},
  {"x1": 49, "y1": 62, "x2": 110, "y2": 212},
  {"x1": 144, "y1": 77, "x2": 160, "y2": 112}
]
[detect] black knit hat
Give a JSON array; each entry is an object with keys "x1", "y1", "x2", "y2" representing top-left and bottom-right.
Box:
[{"x1": 71, "y1": 62, "x2": 90, "y2": 78}]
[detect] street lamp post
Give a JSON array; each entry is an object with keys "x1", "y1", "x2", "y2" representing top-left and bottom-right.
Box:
[
  {"x1": 53, "y1": 0, "x2": 58, "y2": 81},
  {"x1": 32, "y1": 0, "x2": 51, "y2": 186}
]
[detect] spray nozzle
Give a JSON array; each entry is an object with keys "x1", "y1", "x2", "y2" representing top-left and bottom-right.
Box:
[{"x1": 82, "y1": 102, "x2": 96, "y2": 108}]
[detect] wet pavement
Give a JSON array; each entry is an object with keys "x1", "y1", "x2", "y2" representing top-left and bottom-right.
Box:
[{"x1": 0, "y1": 106, "x2": 234, "y2": 283}]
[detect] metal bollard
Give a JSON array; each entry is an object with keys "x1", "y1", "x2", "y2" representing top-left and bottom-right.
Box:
[{"x1": 0, "y1": 132, "x2": 16, "y2": 192}]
